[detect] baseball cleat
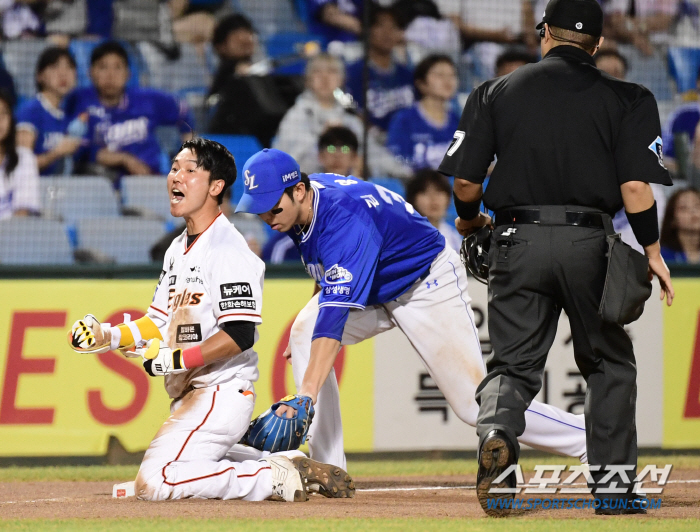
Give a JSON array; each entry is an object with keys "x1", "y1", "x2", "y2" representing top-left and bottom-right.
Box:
[
  {"x1": 265, "y1": 456, "x2": 308, "y2": 502},
  {"x1": 292, "y1": 457, "x2": 355, "y2": 498},
  {"x1": 476, "y1": 429, "x2": 517, "y2": 517}
]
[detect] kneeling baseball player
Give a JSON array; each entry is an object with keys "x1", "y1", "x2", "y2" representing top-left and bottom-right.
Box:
[
  {"x1": 68, "y1": 138, "x2": 354, "y2": 502},
  {"x1": 235, "y1": 148, "x2": 589, "y2": 470}
]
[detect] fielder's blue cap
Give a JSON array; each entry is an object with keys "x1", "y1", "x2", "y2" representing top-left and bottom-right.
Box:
[{"x1": 235, "y1": 148, "x2": 301, "y2": 214}]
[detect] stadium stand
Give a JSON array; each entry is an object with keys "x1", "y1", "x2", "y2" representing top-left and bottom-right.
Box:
[
  {"x1": 2, "y1": 39, "x2": 50, "y2": 100},
  {"x1": 202, "y1": 134, "x2": 263, "y2": 204},
  {"x1": 121, "y1": 175, "x2": 178, "y2": 224},
  {"x1": 0, "y1": 218, "x2": 73, "y2": 265},
  {"x1": 40, "y1": 177, "x2": 120, "y2": 223},
  {"x1": 76, "y1": 217, "x2": 167, "y2": 265}
]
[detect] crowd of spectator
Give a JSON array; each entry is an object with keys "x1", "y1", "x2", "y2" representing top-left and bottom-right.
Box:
[{"x1": 2, "y1": 0, "x2": 700, "y2": 266}]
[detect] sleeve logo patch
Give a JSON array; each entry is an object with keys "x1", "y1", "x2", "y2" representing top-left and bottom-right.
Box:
[
  {"x1": 324, "y1": 286, "x2": 351, "y2": 296},
  {"x1": 176, "y1": 323, "x2": 202, "y2": 343},
  {"x1": 219, "y1": 299, "x2": 257, "y2": 311},
  {"x1": 157, "y1": 270, "x2": 166, "y2": 286},
  {"x1": 649, "y1": 136, "x2": 666, "y2": 168},
  {"x1": 169, "y1": 275, "x2": 177, "y2": 286},
  {"x1": 220, "y1": 282, "x2": 253, "y2": 299},
  {"x1": 324, "y1": 264, "x2": 353, "y2": 284}
]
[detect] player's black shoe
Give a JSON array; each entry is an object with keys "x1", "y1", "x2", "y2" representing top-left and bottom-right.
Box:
[
  {"x1": 594, "y1": 495, "x2": 648, "y2": 515},
  {"x1": 292, "y1": 457, "x2": 356, "y2": 498},
  {"x1": 476, "y1": 429, "x2": 517, "y2": 517}
]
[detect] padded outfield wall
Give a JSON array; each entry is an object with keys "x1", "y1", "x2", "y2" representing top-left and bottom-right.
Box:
[{"x1": 0, "y1": 267, "x2": 697, "y2": 458}]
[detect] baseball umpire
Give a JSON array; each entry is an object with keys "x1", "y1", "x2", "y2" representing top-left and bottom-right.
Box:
[{"x1": 439, "y1": 0, "x2": 675, "y2": 517}]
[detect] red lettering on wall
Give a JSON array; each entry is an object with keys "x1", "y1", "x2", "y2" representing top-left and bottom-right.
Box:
[
  {"x1": 684, "y1": 311, "x2": 700, "y2": 418},
  {"x1": 272, "y1": 318, "x2": 345, "y2": 400},
  {"x1": 87, "y1": 310, "x2": 150, "y2": 425},
  {"x1": 0, "y1": 311, "x2": 64, "y2": 424}
]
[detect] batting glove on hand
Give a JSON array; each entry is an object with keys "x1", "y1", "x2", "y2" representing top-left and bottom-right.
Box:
[
  {"x1": 67, "y1": 314, "x2": 112, "y2": 354},
  {"x1": 241, "y1": 395, "x2": 315, "y2": 452},
  {"x1": 137, "y1": 338, "x2": 188, "y2": 377}
]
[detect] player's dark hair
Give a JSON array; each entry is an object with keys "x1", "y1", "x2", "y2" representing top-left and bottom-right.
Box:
[
  {"x1": 283, "y1": 172, "x2": 311, "y2": 201},
  {"x1": 495, "y1": 49, "x2": 537, "y2": 74},
  {"x1": 595, "y1": 49, "x2": 628, "y2": 76},
  {"x1": 179, "y1": 137, "x2": 237, "y2": 205},
  {"x1": 660, "y1": 188, "x2": 700, "y2": 252},
  {"x1": 36, "y1": 47, "x2": 76, "y2": 92},
  {"x1": 213, "y1": 14, "x2": 255, "y2": 47},
  {"x1": 0, "y1": 89, "x2": 18, "y2": 175},
  {"x1": 318, "y1": 126, "x2": 359, "y2": 153},
  {"x1": 90, "y1": 41, "x2": 129, "y2": 68},
  {"x1": 405, "y1": 168, "x2": 451, "y2": 208},
  {"x1": 413, "y1": 54, "x2": 456, "y2": 96},
  {"x1": 549, "y1": 26, "x2": 599, "y2": 54}
]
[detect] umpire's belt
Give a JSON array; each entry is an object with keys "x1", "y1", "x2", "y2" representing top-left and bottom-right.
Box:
[{"x1": 494, "y1": 207, "x2": 606, "y2": 229}]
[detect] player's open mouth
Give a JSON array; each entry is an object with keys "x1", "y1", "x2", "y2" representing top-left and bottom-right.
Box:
[{"x1": 171, "y1": 188, "x2": 185, "y2": 204}]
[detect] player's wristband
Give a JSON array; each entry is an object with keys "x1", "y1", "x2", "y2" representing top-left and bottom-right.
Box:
[
  {"x1": 625, "y1": 201, "x2": 659, "y2": 248},
  {"x1": 182, "y1": 345, "x2": 204, "y2": 369},
  {"x1": 453, "y1": 193, "x2": 481, "y2": 221}
]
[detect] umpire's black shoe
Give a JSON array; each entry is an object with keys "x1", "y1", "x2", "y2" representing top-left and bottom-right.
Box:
[
  {"x1": 594, "y1": 496, "x2": 648, "y2": 515},
  {"x1": 292, "y1": 457, "x2": 356, "y2": 498},
  {"x1": 476, "y1": 429, "x2": 517, "y2": 517}
]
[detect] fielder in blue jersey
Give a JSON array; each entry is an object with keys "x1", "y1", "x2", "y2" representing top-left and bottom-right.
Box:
[
  {"x1": 65, "y1": 41, "x2": 193, "y2": 178},
  {"x1": 236, "y1": 148, "x2": 589, "y2": 469}
]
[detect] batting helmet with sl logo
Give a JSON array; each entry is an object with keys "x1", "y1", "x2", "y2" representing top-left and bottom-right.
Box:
[{"x1": 460, "y1": 226, "x2": 492, "y2": 284}]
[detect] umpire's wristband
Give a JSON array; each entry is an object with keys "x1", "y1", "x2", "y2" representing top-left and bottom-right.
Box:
[
  {"x1": 626, "y1": 201, "x2": 659, "y2": 248},
  {"x1": 453, "y1": 192, "x2": 481, "y2": 221}
]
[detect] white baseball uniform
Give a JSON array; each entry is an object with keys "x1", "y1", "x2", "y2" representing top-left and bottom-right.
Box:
[
  {"x1": 135, "y1": 213, "x2": 275, "y2": 501},
  {"x1": 290, "y1": 248, "x2": 588, "y2": 470}
]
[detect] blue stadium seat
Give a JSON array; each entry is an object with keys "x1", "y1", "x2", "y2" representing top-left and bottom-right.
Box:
[
  {"x1": 69, "y1": 39, "x2": 141, "y2": 89},
  {"x1": 121, "y1": 175, "x2": 177, "y2": 222},
  {"x1": 0, "y1": 218, "x2": 73, "y2": 265},
  {"x1": 233, "y1": 0, "x2": 305, "y2": 38},
  {"x1": 201, "y1": 134, "x2": 263, "y2": 204},
  {"x1": 264, "y1": 32, "x2": 322, "y2": 75},
  {"x1": 369, "y1": 177, "x2": 406, "y2": 198},
  {"x1": 77, "y1": 217, "x2": 167, "y2": 264},
  {"x1": 1, "y1": 39, "x2": 50, "y2": 98},
  {"x1": 40, "y1": 176, "x2": 120, "y2": 223},
  {"x1": 668, "y1": 47, "x2": 700, "y2": 94}
]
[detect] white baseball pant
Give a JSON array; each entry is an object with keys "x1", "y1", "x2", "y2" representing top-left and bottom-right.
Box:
[
  {"x1": 289, "y1": 245, "x2": 588, "y2": 470},
  {"x1": 135, "y1": 379, "x2": 274, "y2": 501}
]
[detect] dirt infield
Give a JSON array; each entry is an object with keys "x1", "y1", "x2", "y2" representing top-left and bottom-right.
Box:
[{"x1": 2, "y1": 471, "x2": 700, "y2": 521}]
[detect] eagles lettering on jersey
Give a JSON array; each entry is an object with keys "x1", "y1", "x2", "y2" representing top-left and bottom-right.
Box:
[{"x1": 287, "y1": 174, "x2": 445, "y2": 340}]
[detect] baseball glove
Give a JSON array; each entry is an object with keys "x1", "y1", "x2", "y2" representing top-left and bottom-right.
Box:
[
  {"x1": 241, "y1": 395, "x2": 315, "y2": 452},
  {"x1": 460, "y1": 225, "x2": 492, "y2": 284}
]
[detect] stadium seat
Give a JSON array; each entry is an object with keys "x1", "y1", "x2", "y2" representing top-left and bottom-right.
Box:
[
  {"x1": 137, "y1": 42, "x2": 209, "y2": 94},
  {"x1": 40, "y1": 176, "x2": 120, "y2": 223},
  {"x1": 69, "y1": 39, "x2": 141, "y2": 89},
  {"x1": 369, "y1": 177, "x2": 406, "y2": 198},
  {"x1": 618, "y1": 45, "x2": 674, "y2": 102},
  {"x1": 76, "y1": 217, "x2": 167, "y2": 264},
  {"x1": 668, "y1": 47, "x2": 700, "y2": 94},
  {"x1": 0, "y1": 218, "x2": 73, "y2": 265},
  {"x1": 264, "y1": 32, "x2": 322, "y2": 75},
  {"x1": 121, "y1": 175, "x2": 177, "y2": 222},
  {"x1": 201, "y1": 134, "x2": 263, "y2": 204},
  {"x1": 2, "y1": 39, "x2": 50, "y2": 98}
]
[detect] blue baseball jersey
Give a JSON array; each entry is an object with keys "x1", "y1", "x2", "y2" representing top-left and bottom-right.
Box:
[
  {"x1": 16, "y1": 94, "x2": 70, "y2": 175},
  {"x1": 66, "y1": 87, "x2": 193, "y2": 174},
  {"x1": 346, "y1": 60, "x2": 414, "y2": 131},
  {"x1": 387, "y1": 103, "x2": 461, "y2": 171},
  {"x1": 662, "y1": 103, "x2": 699, "y2": 159},
  {"x1": 307, "y1": 0, "x2": 362, "y2": 43},
  {"x1": 288, "y1": 173, "x2": 445, "y2": 341}
]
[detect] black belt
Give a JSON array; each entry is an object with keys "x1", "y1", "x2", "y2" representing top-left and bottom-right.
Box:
[{"x1": 495, "y1": 208, "x2": 606, "y2": 229}]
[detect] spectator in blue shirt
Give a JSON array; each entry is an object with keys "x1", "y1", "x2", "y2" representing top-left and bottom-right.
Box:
[
  {"x1": 345, "y1": 5, "x2": 414, "y2": 132},
  {"x1": 17, "y1": 47, "x2": 81, "y2": 176},
  {"x1": 386, "y1": 54, "x2": 459, "y2": 171},
  {"x1": 660, "y1": 188, "x2": 700, "y2": 264},
  {"x1": 307, "y1": 0, "x2": 363, "y2": 44},
  {"x1": 67, "y1": 41, "x2": 193, "y2": 179}
]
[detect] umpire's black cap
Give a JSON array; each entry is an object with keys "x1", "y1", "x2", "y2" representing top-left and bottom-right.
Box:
[{"x1": 536, "y1": 0, "x2": 603, "y2": 37}]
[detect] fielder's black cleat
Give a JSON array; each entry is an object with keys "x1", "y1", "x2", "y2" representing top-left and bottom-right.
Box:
[
  {"x1": 292, "y1": 457, "x2": 355, "y2": 498},
  {"x1": 476, "y1": 429, "x2": 517, "y2": 517}
]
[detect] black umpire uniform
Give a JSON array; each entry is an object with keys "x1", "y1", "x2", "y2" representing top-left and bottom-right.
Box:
[{"x1": 439, "y1": 0, "x2": 672, "y2": 515}]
